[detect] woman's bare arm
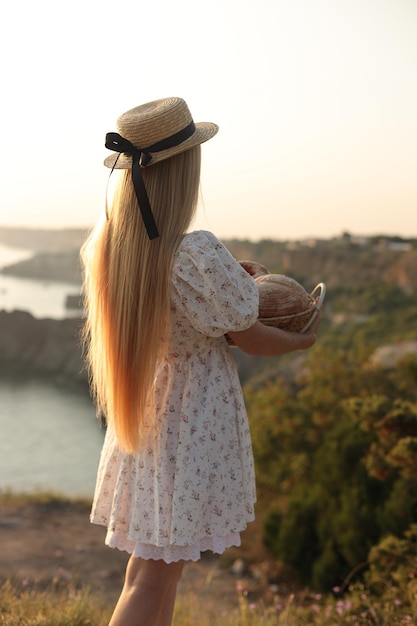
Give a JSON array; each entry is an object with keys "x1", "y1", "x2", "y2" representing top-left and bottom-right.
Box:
[{"x1": 227, "y1": 309, "x2": 322, "y2": 356}]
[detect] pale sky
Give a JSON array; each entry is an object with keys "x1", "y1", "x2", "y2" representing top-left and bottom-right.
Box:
[{"x1": 0, "y1": 0, "x2": 416, "y2": 241}]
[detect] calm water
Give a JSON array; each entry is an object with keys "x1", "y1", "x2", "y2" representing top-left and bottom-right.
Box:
[
  {"x1": 0, "y1": 244, "x2": 102, "y2": 497},
  {"x1": 0, "y1": 379, "x2": 103, "y2": 496},
  {"x1": 0, "y1": 243, "x2": 80, "y2": 319}
]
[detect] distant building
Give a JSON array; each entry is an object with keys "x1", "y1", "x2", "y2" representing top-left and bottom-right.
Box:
[
  {"x1": 386, "y1": 241, "x2": 412, "y2": 252},
  {"x1": 350, "y1": 236, "x2": 369, "y2": 246}
]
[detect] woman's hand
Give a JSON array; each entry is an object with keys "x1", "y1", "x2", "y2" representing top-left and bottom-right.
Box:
[{"x1": 227, "y1": 307, "x2": 323, "y2": 357}]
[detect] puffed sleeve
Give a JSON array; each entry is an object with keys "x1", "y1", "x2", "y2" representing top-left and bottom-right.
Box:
[{"x1": 172, "y1": 230, "x2": 259, "y2": 337}]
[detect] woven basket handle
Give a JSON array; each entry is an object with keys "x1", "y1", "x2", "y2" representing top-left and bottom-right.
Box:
[{"x1": 301, "y1": 283, "x2": 326, "y2": 332}]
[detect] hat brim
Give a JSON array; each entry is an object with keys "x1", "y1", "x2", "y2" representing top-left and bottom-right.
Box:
[{"x1": 104, "y1": 121, "x2": 219, "y2": 169}]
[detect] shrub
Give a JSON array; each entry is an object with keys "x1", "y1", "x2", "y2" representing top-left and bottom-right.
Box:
[{"x1": 247, "y1": 351, "x2": 417, "y2": 592}]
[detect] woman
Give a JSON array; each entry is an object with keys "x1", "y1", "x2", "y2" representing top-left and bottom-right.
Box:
[{"x1": 81, "y1": 97, "x2": 321, "y2": 626}]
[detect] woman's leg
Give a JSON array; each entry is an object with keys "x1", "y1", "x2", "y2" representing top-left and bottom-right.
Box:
[{"x1": 108, "y1": 555, "x2": 184, "y2": 626}]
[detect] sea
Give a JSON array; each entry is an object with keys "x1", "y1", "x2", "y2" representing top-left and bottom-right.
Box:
[{"x1": 0, "y1": 243, "x2": 104, "y2": 497}]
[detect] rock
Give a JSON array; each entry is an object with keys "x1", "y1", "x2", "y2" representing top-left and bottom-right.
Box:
[
  {"x1": 0, "y1": 310, "x2": 87, "y2": 389},
  {"x1": 231, "y1": 558, "x2": 246, "y2": 577},
  {"x1": 1, "y1": 250, "x2": 81, "y2": 284},
  {"x1": 369, "y1": 340, "x2": 417, "y2": 369}
]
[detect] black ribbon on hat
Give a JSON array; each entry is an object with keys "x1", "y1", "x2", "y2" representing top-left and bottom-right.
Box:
[{"x1": 105, "y1": 121, "x2": 196, "y2": 240}]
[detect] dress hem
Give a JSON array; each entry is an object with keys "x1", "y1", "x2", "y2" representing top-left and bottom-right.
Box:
[{"x1": 91, "y1": 515, "x2": 255, "y2": 563}]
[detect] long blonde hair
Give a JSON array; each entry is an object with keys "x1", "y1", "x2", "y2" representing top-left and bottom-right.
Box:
[{"x1": 81, "y1": 146, "x2": 201, "y2": 453}]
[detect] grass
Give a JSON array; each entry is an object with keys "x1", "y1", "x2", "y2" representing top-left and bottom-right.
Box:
[
  {"x1": 1, "y1": 491, "x2": 416, "y2": 625},
  {"x1": 0, "y1": 580, "x2": 111, "y2": 626},
  {"x1": 1, "y1": 579, "x2": 416, "y2": 626},
  {"x1": 0, "y1": 489, "x2": 91, "y2": 509}
]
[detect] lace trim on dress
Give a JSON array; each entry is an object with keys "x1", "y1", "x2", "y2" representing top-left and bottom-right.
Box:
[{"x1": 105, "y1": 530, "x2": 242, "y2": 563}]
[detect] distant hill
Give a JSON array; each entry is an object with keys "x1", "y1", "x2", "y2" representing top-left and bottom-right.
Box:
[
  {"x1": 1, "y1": 250, "x2": 82, "y2": 284},
  {"x1": 0, "y1": 227, "x2": 88, "y2": 252},
  {"x1": 0, "y1": 229, "x2": 416, "y2": 389},
  {"x1": 225, "y1": 237, "x2": 417, "y2": 293},
  {"x1": 1, "y1": 229, "x2": 416, "y2": 295}
]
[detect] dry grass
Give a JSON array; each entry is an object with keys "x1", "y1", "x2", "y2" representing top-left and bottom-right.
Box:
[
  {"x1": 1, "y1": 492, "x2": 415, "y2": 625},
  {"x1": 1, "y1": 579, "x2": 416, "y2": 626}
]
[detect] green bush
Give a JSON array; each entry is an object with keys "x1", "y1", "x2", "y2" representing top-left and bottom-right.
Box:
[{"x1": 247, "y1": 350, "x2": 417, "y2": 592}]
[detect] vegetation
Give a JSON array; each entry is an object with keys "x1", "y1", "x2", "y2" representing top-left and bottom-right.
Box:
[
  {"x1": 0, "y1": 580, "x2": 110, "y2": 626},
  {"x1": 0, "y1": 490, "x2": 91, "y2": 509},
  {"x1": 236, "y1": 236, "x2": 417, "y2": 615},
  {"x1": 246, "y1": 348, "x2": 417, "y2": 597},
  {"x1": 1, "y1": 576, "x2": 416, "y2": 625}
]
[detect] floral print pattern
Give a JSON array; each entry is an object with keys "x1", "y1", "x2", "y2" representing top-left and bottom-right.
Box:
[{"x1": 90, "y1": 231, "x2": 259, "y2": 562}]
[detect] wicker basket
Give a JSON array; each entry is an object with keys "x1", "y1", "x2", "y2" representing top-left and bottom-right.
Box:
[
  {"x1": 260, "y1": 283, "x2": 325, "y2": 333},
  {"x1": 226, "y1": 261, "x2": 326, "y2": 346},
  {"x1": 259, "y1": 299, "x2": 317, "y2": 333}
]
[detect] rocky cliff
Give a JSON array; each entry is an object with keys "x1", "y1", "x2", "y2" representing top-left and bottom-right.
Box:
[
  {"x1": 0, "y1": 309, "x2": 252, "y2": 387},
  {"x1": 0, "y1": 310, "x2": 88, "y2": 389},
  {"x1": 1, "y1": 250, "x2": 82, "y2": 285}
]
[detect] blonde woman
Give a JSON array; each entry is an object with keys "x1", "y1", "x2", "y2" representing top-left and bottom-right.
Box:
[{"x1": 81, "y1": 97, "x2": 321, "y2": 626}]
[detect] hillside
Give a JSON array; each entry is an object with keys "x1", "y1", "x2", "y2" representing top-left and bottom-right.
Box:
[
  {"x1": 1, "y1": 230, "x2": 416, "y2": 388},
  {"x1": 225, "y1": 237, "x2": 417, "y2": 293},
  {"x1": 1, "y1": 228, "x2": 417, "y2": 296},
  {"x1": 1, "y1": 250, "x2": 82, "y2": 284},
  {"x1": 0, "y1": 227, "x2": 88, "y2": 252}
]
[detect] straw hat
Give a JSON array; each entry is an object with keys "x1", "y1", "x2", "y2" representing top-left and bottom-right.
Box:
[
  {"x1": 104, "y1": 97, "x2": 219, "y2": 170},
  {"x1": 104, "y1": 97, "x2": 218, "y2": 239}
]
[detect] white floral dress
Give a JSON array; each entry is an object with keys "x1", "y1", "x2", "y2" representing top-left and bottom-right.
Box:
[{"x1": 90, "y1": 230, "x2": 259, "y2": 562}]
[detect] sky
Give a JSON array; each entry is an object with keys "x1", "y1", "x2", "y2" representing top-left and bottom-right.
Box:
[{"x1": 0, "y1": 0, "x2": 416, "y2": 242}]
